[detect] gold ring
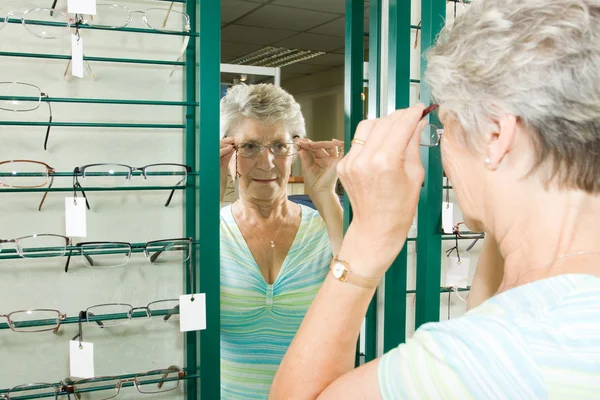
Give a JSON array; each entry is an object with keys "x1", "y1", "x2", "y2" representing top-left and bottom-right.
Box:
[{"x1": 351, "y1": 139, "x2": 366, "y2": 145}]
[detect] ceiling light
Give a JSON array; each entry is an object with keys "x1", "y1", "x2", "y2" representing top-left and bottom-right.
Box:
[{"x1": 229, "y1": 46, "x2": 326, "y2": 68}]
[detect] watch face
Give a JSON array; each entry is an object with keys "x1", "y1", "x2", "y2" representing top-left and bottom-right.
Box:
[{"x1": 332, "y1": 262, "x2": 345, "y2": 279}]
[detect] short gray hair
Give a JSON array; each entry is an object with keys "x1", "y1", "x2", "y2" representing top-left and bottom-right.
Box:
[
  {"x1": 425, "y1": 0, "x2": 600, "y2": 193},
  {"x1": 220, "y1": 83, "x2": 306, "y2": 139}
]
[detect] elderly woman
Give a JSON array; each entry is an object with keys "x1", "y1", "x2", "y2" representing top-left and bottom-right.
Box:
[
  {"x1": 218, "y1": 83, "x2": 344, "y2": 399},
  {"x1": 270, "y1": 0, "x2": 600, "y2": 398}
]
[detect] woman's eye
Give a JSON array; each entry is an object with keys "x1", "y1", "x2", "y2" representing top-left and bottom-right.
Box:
[
  {"x1": 241, "y1": 143, "x2": 258, "y2": 150},
  {"x1": 273, "y1": 143, "x2": 287, "y2": 152}
]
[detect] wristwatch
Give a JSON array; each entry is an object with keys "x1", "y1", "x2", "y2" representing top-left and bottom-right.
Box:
[{"x1": 330, "y1": 257, "x2": 380, "y2": 289}]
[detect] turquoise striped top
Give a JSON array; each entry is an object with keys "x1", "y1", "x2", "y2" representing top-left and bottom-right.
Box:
[
  {"x1": 379, "y1": 274, "x2": 600, "y2": 399},
  {"x1": 220, "y1": 204, "x2": 332, "y2": 399}
]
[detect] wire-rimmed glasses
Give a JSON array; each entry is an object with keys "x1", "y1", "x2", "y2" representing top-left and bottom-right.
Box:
[
  {"x1": 0, "y1": 82, "x2": 53, "y2": 150},
  {"x1": 64, "y1": 237, "x2": 192, "y2": 272},
  {"x1": 0, "y1": 234, "x2": 70, "y2": 258},
  {"x1": 0, "y1": 159, "x2": 55, "y2": 211},
  {"x1": 80, "y1": 299, "x2": 180, "y2": 328},
  {"x1": 0, "y1": 308, "x2": 66, "y2": 333},
  {"x1": 0, "y1": 382, "x2": 62, "y2": 399},
  {"x1": 420, "y1": 103, "x2": 444, "y2": 147},
  {"x1": 63, "y1": 366, "x2": 185, "y2": 400},
  {"x1": 235, "y1": 142, "x2": 301, "y2": 158},
  {"x1": 72, "y1": 163, "x2": 191, "y2": 209}
]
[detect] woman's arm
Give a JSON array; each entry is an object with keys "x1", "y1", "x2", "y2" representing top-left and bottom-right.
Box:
[
  {"x1": 270, "y1": 106, "x2": 427, "y2": 399},
  {"x1": 467, "y1": 234, "x2": 504, "y2": 310},
  {"x1": 311, "y1": 191, "x2": 344, "y2": 255}
]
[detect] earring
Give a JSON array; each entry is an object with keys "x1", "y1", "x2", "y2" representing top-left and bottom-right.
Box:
[{"x1": 484, "y1": 158, "x2": 492, "y2": 168}]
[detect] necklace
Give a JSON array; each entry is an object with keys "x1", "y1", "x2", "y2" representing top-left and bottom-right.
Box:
[{"x1": 234, "y1": 203, "x2": 287, "y2": 248}]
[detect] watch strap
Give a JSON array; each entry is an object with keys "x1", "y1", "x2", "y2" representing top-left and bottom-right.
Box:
[{"x1": 330, "y1": 258, "x2": 380, "y2": 289}]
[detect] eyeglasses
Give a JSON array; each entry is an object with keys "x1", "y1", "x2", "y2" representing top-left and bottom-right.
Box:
[
  {"x1": 420, "y1": 104, "x2": 444, "y2": 147},
  {"x1": 73, "y1": 163, "x2": 191, "y2": 209},
  {"x1": 0, "y1": 160, "x2": 55, "y2": 211},
  {"x1": 63, "y1": 366, "x2": 185, "y2": 400},
  {"x1": 0, "y1": 382, "x2": 63, "y2": 399},
  {"x1": 0, "y1": 82, "x2": 54, "y2": 150},
  {"x1": 235, "y1": 142, "x2": 301, "y2": 158},
  {"x1": 1, "y1": 9, "x2": 96, "y2": 80},
  {"x1": 80, "y1": 299, "x2": 180, "y2": 328},
  {"x1": 0, "y1": 308, "x2": 66, "y2": 333},
  {"x1": 0, "y1": 234, "x2": 71, "y2": 258},
  {"x1": 64, "y1": 238, "x2": 192, "y2": 272}
]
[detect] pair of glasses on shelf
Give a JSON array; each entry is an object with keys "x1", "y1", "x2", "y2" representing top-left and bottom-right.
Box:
[
  {"x1": 64, "y1": 237, "x2": 192, "y2": 272},
  {"x1": 0, "y1": 366, "x2": 185, "y2": 400},
  {"x1": 0, "y1": 82, "x2": 53, "y2": 150},
  {"x1": 0, "y1": 160, "x2": 191, "y2": 210},
  {"x1": 0, "y1": 308, "x2": 66, "y2": 333},
  {"x1": 0, "y1": 234, "x2": 191, "y2": 268}
]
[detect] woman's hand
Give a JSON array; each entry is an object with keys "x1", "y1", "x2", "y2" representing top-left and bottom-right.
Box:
[
  {"x1": 297, "y1": 138, "x2": 344, "y2": 202},
  {"x1": 337, "y1": 105, "x2": 427, "y2": 278},
  {"x1": 220, "y1": 137, "x2": 235, "y2": 202}
]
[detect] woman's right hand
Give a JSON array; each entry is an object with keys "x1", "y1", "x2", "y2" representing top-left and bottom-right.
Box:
[{"x1": 220, "y1": 137, "x2": 236, "y2": 202}]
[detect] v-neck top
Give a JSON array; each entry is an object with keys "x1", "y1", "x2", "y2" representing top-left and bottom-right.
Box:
[{"x1": 220, "y1": 204, "x2": 332, "y2": 399}]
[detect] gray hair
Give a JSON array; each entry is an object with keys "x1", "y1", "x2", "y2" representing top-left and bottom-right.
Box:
[
  {"x1": 425, "y1": 0, "x2": 600, "y2": 193},
  {"x1": 220, "y1": 83, "x2": 306, "y2": 140}
]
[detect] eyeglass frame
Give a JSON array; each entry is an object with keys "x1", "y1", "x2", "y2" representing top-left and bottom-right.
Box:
[
  {"x1": 0, "y1": 82, "x2": 54, "y2": 150},
  {"x1": 0, "y1": 308, "x2": 66, "y2": 333},
  {"x1": 64, "y1": 237, "x2": 193, "y2": 272},
  {"x1": 0, "y1": 159, "x2": 56, "y2": 211},
  {"x1": 72, "y1": 163, "x2": 192, "y2": 210},
  {"x1": 62, "y1": 365, "x2": 185, "y2": 400},
  {"x1": 0, "y1": 382, "x2": 63, "y2": 400},
  {"x1": 420, "y1": 103, "x2": 444, "y2": 147},
  {"x1": 0, "y1": 233, "x2": 71, "y2": 258}
]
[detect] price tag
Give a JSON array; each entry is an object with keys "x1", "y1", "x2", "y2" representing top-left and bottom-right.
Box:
[
  {"x1": 65, "y1": 197, "x2": 87, "y2": 237},
  {"x1": 71, "y1": 34, "x2": 84, "y2": 78},
  {"x1": 446, "y1": 256, "x2": 470, "y2": 289},
  {"x1": 68, "y1": 0, "x2": 97, "y2": 15},
  {"x1": 69, "y1": 340, "x2": 95, "y2": 378},
  {"x1": 442, "y1": 202, "x2": 454, "y2": 234},
  {"x1": 179, "y1": 293, "x2": 206, "y2": 332}
]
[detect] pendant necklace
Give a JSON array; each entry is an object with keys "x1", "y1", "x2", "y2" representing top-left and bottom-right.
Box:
[{"x1": 235, "y1": 203, "x2": 287, "y2": 249}]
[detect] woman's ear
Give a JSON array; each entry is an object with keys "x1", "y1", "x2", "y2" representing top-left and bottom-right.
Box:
[{"x1": 487, "y1": 114, "x2": 517, "y2": 169}]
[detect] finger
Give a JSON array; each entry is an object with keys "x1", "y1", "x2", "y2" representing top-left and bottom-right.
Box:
[
  {"x1": 311, "y1": 147, "x2": 330, "y2": 159},
  {"x1": 220, "y1": 145, "x2": 234, "y2": 157},
  {"x1": 346, "y1": 119, "x2": 376, "y2": 159},
  {"x1": 306, "y1": 140, "x2": 338, "y2": 149},
  {"x1": 405, "y1": 120, "x2": 427, "y2": 164},
  {"x1": 221, "y1": 137, "x2": 235, "y2": 146},
  {"x1": 297, "y1": 148, "x2": 313, "y2": 168},
  {"x1": 363, "y1": 105, "x2": 426, "y2": 155}
]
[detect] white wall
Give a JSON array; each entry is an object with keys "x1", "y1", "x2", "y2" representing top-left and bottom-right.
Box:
[{"x1": 0, "y1": 0, "x2": 189, "y2": 396}]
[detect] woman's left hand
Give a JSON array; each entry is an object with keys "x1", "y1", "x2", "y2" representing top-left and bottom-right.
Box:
[{"x1": 297, "y1": 139, "x2": 344, "y2": 200}]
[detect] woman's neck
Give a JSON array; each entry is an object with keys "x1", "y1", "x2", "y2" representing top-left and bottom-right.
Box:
[
  {"x1": 492, "y1": 186, "x2": 600, "y2": 293},
  {"x1": 235, "y1": 192, "x2": 292, "y2": 221}
]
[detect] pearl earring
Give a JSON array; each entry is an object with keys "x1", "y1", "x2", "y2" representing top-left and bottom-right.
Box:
[{"x1": 484, "y1": 158, "x2": 492, "y2": 167}]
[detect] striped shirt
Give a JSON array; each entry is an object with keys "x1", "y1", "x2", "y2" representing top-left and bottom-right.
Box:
[
  {"x1": 379, "y1": 274, "x2": 600, "y2": 399},
  {"x1": 220, "y1": 204, "x2": 332, "y2": 400}
]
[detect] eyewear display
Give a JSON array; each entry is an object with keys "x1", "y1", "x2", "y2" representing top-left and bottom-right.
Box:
[
  {"x1": 0, "y1": 82, "x2": 53, "y2": 150},
  {"x1": 0, "y1": 233, "x2": 70, "y2": 258},
  {"x1": 63, "y1": 366, "x2": 185, "y2": 400},
  {"x1": 0, "y1": 308, "x2": 66, "y2": 333},
  {"x1": 64, "y1": 237, "x2": 192, "y2": 272},
  {"x1": 73, "y1": 163, "x2": 191, "y2": 209}
]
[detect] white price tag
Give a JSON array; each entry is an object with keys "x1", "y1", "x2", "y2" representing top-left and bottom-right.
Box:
[
  {"x1": 65, "y1": 197, "x2": 87, "y2": 237},
  {"x1": 69, "y1": 340, "x2": 95, "y2": 378},
  {"x1": 68, "y1": 0, "x2": 97, "y2": 15},
  {"x1": 442, "y1": 202, "x2": 454, "y2": 234},
  {"x1": 179, "y1": 293, "x2": 206, "y2": 332},
  {"x1": 71, "y1": 34, "x2": 84, "y2": 78},
  {"x1": 446, "y1": 256, "x2": 470, "y2": 289}
]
